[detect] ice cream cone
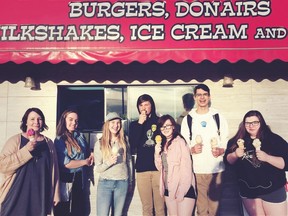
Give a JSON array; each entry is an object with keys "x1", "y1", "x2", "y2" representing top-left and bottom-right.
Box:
[
  {"x1": 237, "y1": 139, "x2": 245, "y2": 150},
  {"x1": 195, "y1": 135, "x2": 202, "y2": 144},
  {"x1": 27, "y1": 129, "x2": 35, "y2": 141},
  {"x1": 111, "y1": 145, "x2": 119, "y2": 156},
  {"x1": 210, "y1": 137, "x2": 218, "y2": 149},
  {"x1": 155, "y1": 135, "x2": 162, "y2": 145},
  {"x1": 253, "y1": 138, "x2": 261, "y2": 150}
]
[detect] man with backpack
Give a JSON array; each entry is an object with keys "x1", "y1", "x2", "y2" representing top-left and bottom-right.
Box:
[{"x1": 181, "y1": 84, "x2": 229, "y2": 216}]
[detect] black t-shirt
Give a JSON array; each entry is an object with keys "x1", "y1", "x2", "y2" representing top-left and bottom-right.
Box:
[
  {"x1": 129, "y1": 115, "x2": 160, "y2": 172},
  {"x1": 224, "y1": 132, "x2": 288, "y2": 198}
]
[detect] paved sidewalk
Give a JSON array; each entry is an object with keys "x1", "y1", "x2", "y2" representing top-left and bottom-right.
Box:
[{"x1": 89, "y1": 168, "x2": 243, "y2": 216}]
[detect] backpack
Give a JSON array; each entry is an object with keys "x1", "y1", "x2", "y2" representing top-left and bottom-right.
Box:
[{"x1": 187, "y1": 113, "x2": 220, "y2": 141}]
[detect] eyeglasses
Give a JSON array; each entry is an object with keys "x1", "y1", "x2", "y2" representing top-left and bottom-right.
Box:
[
  {"x1": 245, "y1": 121, "x2": 260, "y2": 127},
  {"x1": 195, "y1": 93, "x2": 209, "y2": 97},
  {"x1": 160, "y1": 125, "x2": 173, "y2": 131}
]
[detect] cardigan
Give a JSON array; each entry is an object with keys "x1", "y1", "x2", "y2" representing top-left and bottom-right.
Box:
[
  {"x1": 0, "y1": 134, "x2": 60, "y2": 209},
  {"x1": 154, "y1": 136, "x2": 196, "y2": 202}
]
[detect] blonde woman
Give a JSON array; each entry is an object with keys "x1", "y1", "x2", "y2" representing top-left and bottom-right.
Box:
[{"x1": 95, "y1": 112, "x2": 133, "y2": 216}]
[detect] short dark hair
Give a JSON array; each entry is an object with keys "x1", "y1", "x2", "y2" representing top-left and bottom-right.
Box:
[
  {"x1": 20, "y1": 107, "x2": 48, "y2": 132},
  {"x1": 194, "y1": 84, "x2": 210, "y2": 95},
  {"x1": 182, "y1": 93, "x2": 194, "y2": 110},
  {"x1": 136, "y1": 94, "x2": 157, "y2": 117}
]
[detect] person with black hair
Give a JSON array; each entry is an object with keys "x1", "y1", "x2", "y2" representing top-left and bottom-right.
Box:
[
  {"x1": 129, "y1": 94, "x2": 165, "y2": 216},
  {"x1": 224, "y1": 110, "x2": 288, "y2": 216},
  {"x1": 177, "y1": 93, "x2": 195, "y2": 128},
  {"x1": 0, "y1": 107, "x2": 60, "y2": 216}
]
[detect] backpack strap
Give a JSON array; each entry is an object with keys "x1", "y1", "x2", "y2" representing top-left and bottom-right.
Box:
[
  {"x1": 213, "y1": 113, "x2": 220, "y2": 136},
  {"x1": 187, "y1": 114, "x2": 192, "y2": 141},
  {"x1": 187, "y1": 113, "x2": 220, "y2": 141}
]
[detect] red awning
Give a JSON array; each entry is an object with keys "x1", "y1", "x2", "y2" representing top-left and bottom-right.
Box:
[{"x1": 0, "y1": 0, "x2": 287, "y2": 64}]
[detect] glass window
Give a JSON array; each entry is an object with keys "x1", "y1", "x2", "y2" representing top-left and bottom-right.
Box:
[
  {"x1": 105, "y1": 87, "x2": 127, "y2": 118},
  {"x1": 57, "y1": 86, "x2": 105, "y2": 132},
  {"x1": 127, "y1": 85, "x2": 195, "y2": 121}
]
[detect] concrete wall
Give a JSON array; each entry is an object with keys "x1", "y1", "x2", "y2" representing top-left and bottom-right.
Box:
[
  {"x1": 1, "y1": 79, "x2": 287, "y2": 146},
  {"x1": 1, "y1": 79, "x2": 288, "y2": 215}
]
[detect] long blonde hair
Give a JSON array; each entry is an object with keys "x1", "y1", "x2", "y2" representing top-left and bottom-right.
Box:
[{"x1": 100, "y1": 120, "x2": 127, "y2": 161}]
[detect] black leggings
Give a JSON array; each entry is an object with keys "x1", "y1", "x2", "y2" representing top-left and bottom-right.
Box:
[{"x1": 54, "y1": 172, "x2": 88, "y2": 216}]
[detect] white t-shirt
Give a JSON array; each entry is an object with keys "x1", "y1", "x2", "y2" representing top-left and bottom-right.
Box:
[{"x1": 181, "y1": 108, "x2": 229, "y2": 174}]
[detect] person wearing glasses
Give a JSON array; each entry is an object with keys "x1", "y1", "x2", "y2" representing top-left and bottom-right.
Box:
[
  {"x1": 155, "y1": 115, "x2": 196, "y2": 216},
  {"x1": 180, "y1": 84, "x2": 229, "y2": 216},
  {"x1": 129, "y1": 94, "x2": 165, "y2": 216},
  {"x1": 224, "y1": 110, "x2": 288, "y2": 216}
]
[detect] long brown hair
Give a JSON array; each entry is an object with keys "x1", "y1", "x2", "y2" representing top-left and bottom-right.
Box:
[
  {"x1": 100, "y1": 119, "x2": 127, "y2": 161},
  {"x1": 56, "y1": 109, "x2": 81, "y2": 156},
  {"x1": 157, "y1": 114, "x2": 186, "y2": 154},
  {"x1": 229, "y1": 110, "x2": 271, "y2": 150}
]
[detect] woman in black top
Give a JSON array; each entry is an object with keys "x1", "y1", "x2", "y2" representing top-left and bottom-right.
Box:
[{"x1": 224, "y1": 110, "x2": 288, "y2": 216}]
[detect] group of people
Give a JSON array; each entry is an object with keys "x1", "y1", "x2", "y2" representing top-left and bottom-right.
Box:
[
  {"x1": 0, "y1": 108, "x2": 94, "y2": 216},
  {"x1": 128, "y1": 84, "x2": 288, "y2": 216},
  {"x1": 0, "y1": 83, "x2": 288, "y2": 216}
]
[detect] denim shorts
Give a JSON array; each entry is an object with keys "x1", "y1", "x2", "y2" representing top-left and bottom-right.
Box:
[
  {"x1": 164, "y1": 186, "x2": 196, "y2": 199},
  {"x1": 259, "y1": 187, "x2": 287, "y2": 203},
  {"x1": 241, "y1": 186, "x2": 286, "y2": 203}
]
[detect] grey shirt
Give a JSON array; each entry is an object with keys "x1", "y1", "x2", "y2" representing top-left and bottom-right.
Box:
[{"x1": 94, "y1": 139, "x2": 132, "y2": 182}]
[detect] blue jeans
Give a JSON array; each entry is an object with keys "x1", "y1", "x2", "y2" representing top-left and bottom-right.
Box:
[{"x1": 97, "y1": 178, "x2": 128, "y2": 216}]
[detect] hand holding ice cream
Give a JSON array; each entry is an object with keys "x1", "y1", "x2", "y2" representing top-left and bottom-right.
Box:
[
  {"x1": 26, "y1": 128, "x2": 37, "y2": 152},
  {"x1": 192, "y1": 135, "x2": 203, "y2": 154},
  {"x1": 138, "y1": 110, "x2": 147, "y2": 124},
  {"x1": 27, "y1": 129, "x2": 35, "y2": 141},
  {"x1": 111, "y1": 145, "x2": 119, "y2": 156},
  {"x1": 237, "y1": 139, "x2": 245, "y2": 150},
  {"x1": 253, "y1": 138, "x2": 261, "y2": 150}
]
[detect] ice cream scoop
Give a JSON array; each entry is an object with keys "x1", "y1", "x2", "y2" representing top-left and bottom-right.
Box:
[
  {"x1": 111, "y1": 144, "x2": 119, "y2": 156},
  {"x1": 253, "y1": 138, "x2": 261, "y2": 150},
  {"x1": 155, "y1": 135, "x2": 162, "y2": 145},
  {"x1": 27, "y1": 129, "x2": 35, "y2": 141},
  {"x1": 195, "y1": 135, "x2": 203, "y2": 144},
  {"x1": 237, "y1": 139, "x2": 245, "y2": 150},
  {"x1": 210, "y1": 137, "x2": 218, "y2": 149}
]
